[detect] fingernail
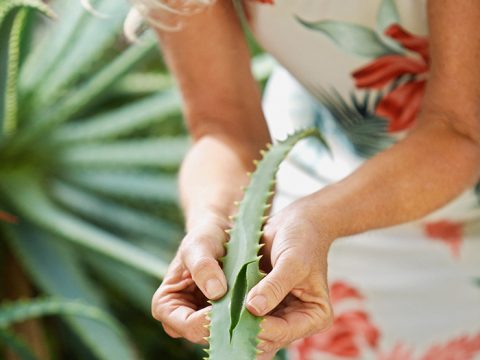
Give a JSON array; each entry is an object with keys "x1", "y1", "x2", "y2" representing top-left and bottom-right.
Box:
[
  {"x1": 205, "y1": 278, "x2": 225, "y2": 299},
  {"x1": 249, "y1": 295, "x2": 267, "y2": 315}
]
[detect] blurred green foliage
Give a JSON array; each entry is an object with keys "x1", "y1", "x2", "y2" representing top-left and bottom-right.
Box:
[{"x1": 0, "y1": 0, "x2": 274, "y2": 358}]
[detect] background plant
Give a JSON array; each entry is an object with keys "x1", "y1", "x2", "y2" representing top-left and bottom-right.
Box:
[{"x1": 0, "y1": 0, "x2": 273, "y2": 358}]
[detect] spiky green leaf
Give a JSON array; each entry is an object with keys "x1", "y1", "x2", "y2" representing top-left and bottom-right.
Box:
[{"x1": 209, "y1": 129, "x2": 328, "y2": 360}]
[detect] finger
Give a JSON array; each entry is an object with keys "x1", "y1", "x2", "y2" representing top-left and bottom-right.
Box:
[
  {"x1": 246, "y1": 256, "x2": 303, "y2": 316},
  {"x1": 257, "y1": 339, "x2": 279, "y2": 353},
  {"x1": 181, "y1": 235, "x2": 227, "y2": 300},
  {"x1": 165, "y1": 305, "x2": 212, "y2": 344},
  {"x1": 258, "y1": 307, "x2": 331, "y2": 346},
  {"x1": 162, "y1": 324, "x2": 181, "y2": 339},
  {"x1": 256, "y1": 350, "x2": 277, "y2": 360}
]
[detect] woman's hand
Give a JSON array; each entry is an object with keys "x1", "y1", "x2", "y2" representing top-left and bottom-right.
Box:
[
  {"x1": 151, "y1": 212, "x2": 229, "y2": 343},
  {"x1": 249, "y1": 196, "x2": 334, "y2": 360},
  {"x1": 151, "y1": 194, "x2": 334, "y2": 359}
]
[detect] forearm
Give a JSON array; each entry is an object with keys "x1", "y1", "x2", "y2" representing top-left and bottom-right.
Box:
[
  {"x1": 150, "y1": 1, "x2": 270, "y2": 230},
  {"x1": 311, "y1": 115, "x2": 480, "y2": 240},
  {"x1": 309, "y1": 0, "x2": 480, "y2": 240}
]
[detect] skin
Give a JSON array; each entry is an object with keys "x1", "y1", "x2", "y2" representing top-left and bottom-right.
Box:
[{"x1": 151, "y1": 1, "x2": 480, "y2": 359}]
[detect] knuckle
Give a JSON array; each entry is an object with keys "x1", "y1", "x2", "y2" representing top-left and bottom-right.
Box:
[
  {"x1": 187, "y1": 330, "x2": 206, "y2": 344},
  {"x1": 263, "y1": 277, "x2": 286, "y2": 302},
  {"x1": 162, "y1": 325, "x2": 180, "y2": 339},
  {"x1": 311, "y1": 304, "x2": 334, "y2": 334},
  {"x1": 191, "y1": 256, "x2": 218, "y2": 277},
  {"x1": 259, "y1": 341, "x2": 278, "y2": 353},
  {"x1": 275, "y1": 328, "x2": 291, "y2": 345},
  {"x1": 150, "y1": 296, "x2": 161, "y2": 321}
]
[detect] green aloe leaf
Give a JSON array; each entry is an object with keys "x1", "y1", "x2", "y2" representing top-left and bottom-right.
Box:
[
  {"x1": 0, "y1": 0, "x2": 54, "y2": 25},
  {"x1": 296, "y1": 17, "x2": 402, "y2": 58},
  {"x1": 0, "y1": 0, "x2": 54, "y2": 134},
  {"x1": 3, "y1": 8, "x2": 26, "y2": 135},
  {"x1": 5, "y1": 32, "x2": 158, "y2": 155},
  {"x1": 85, "y1": 254, "x2": 159, "y2": 314},
  {"x1": 52, "y1": 89, "x2": 182, "y2": 143},
  {"x1": 30, "y1": 0, "x2": 131, "y2": 109},
  {"x1": 0, "y1": 328, "x2": 37, "y2": 360},
  {"x1": 1, "y1": 174, "x2": 168, "y2": 277},
  {"x1": 111, "y1": 72, "x2": 174, "y2": 97},
  {"x1": 208, "y1": 129, "x2": 329, "y2": 360},
  {"x1": 0, "y1": 298, "x2": 118, "y2": 330},
  {"x1": 51, "y1": 181, "x2": 181, "y2": 247},
  {"x1": 59, "y1": 137, "x2": 189, "y2": 169},
  {"x1": 19, "y1": 0, "x2": 95, "y2": 93},
  {"x1": 63, "y1": 169, "x2": 178, "y2": 203},
  {"x1": 3, "y1": 225, "x2": 138, "y2": 360}
]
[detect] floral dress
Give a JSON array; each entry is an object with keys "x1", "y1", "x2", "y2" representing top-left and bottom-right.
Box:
[{"x1": 242, "y1": 0, "x2": 480, "y2": 359}]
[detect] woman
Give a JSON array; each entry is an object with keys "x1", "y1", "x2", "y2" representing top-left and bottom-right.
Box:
[{"x1": 146, "y1": 1, "x2": 480, "y2": 359}]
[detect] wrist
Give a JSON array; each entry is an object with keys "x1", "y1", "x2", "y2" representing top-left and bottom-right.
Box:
[
  {"x1": 300, "y1": 185, "x2": 347, "y2": 244},
  {"x1": 185, "y1": 204, "x2": 231, "y2": 232}
]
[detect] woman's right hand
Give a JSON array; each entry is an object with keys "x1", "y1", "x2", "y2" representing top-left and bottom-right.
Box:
[{"x1": 151, "y1": 212, "x2": 229, "y2": 344}]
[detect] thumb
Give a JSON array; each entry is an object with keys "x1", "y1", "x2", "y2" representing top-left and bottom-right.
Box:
[{"x1": 246, "y1": 257, "x2": 299, "y2": 316}]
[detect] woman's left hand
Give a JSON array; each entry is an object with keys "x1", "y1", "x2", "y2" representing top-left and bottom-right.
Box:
[{"x1": 246, "y1": 195, "x2": 334, "y2": 360}]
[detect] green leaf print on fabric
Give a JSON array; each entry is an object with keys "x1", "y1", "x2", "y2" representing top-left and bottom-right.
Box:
[
  {"x1": 295, "y1": 18, "x2": 402, "y2": 58},
  {"x1": 376, "y1": 0, "x2": 405, "y2": 55},
  {"x1": 376, "y1": 0, "x2": 400, "y2": 33},
  {"x1": 307, "y1": 85, "x2": 393, "y2": 157}
]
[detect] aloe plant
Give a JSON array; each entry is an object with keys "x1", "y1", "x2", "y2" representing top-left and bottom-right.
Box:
[
  {"x1": 0, "y1": 0, "x2": 275, "y2": 358},
  {"x1": 207, "y1": 128, "x2": 328, "y2": 360},
  {"x1": 0, "y1": 1, "x2": 183, "y2": 357}
]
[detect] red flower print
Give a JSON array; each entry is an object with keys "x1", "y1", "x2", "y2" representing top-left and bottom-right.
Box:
[
  {"x1": 421, "y1": 334, "x2": 480, "y2": 360},
  {"x1": 378, "y1": 344, "x2": 414, "y2": 360},
  {"x1": 376, "y1": 79, "x2": 426, "y2": 132},
  {"x1": 424, "y1": 220, "x2": 464, "y2": 258},
  {"x1": 0, "y1": 211, "x2": 18, "y2": 224},
  {"x1": 292, "y1": 281, "x2": 380, "y2": 360},
  {"x1": 379, "y1": 334, "x2": 480, "y2": 360},
  {"x1": 330, "y1": 281, "x2": 364, "y2": 303},
  {"x1": 352, "y1": 24, "x2": 429, "y2": 132}
]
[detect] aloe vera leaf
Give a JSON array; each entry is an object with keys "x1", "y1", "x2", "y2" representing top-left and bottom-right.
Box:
[
  {"x1": 208, "y1": 128, "x2": 328, "y2": 360},
  {"x1": 52, "y1": 89, "x2": 181, "y2": 143},
  {"x1": 62, "y1": 169, "x2": 178, "y2": 203},
  {"x1": 3, "y1": 8, "x2": 26, "y2": 135},
  {"x1": 19, "y1": 0, "x2": 96, "y2": 93},
  {"x1": 31, "y1": 0, "x2": 131, "y2": 108},
  {"x1": 0, "y1": 298, "x2": 118, "y2": 331},
  {"x1": 59, "y1": 137, "x2": 189, "y2": 169},
  {"x1": 111, "y1": 72, "x2": 174, "y2": 97},
  {"x1": 0, "y1": 328, "x2": 37, "y2": 360},
  {"x1": 84, "y1": 254, "x2": 158, "y2": 314},
  {"x1": 3, "y1": 225, "x2": 138, "y2": 360},
  {"x1": 0, "y1": 0, "x2": 54, "y2": 134},
  {"x1": 0, "y1": 173, "x2": 168, "y2": 278},
  {"x1": 4, "y1": 32, "x2": 157, "y2": 154},
  {"x1": 50, "y1": 181, "x2": 181, "y2": 246}
]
